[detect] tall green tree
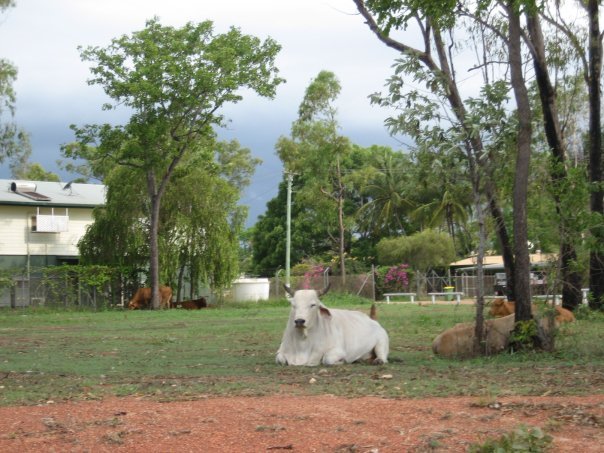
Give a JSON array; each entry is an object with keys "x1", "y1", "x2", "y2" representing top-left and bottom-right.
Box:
[
  {"x1": 353, "y1": 0, "x2": 515, "y2": 336},
  {"x1": 277, "y1": 71, "x2": 353, "y2": 284},
  {"x1": 69, "y1": 18, "x2": 283, "y2": 307},
  {"x1": 408, "y1": 148, "x2": 473, "y2": 254},
  {"x1": 250, "y1": 178, "x2": 289, "y2": 276},
  {"x1": 78, "y1": 166, "x2": 149, "y2": 275},
  {"x1": 504, "y1": 0, "x2": 533, "y2": 321},
  {"x1": 533, "y1": 1, "x2": 603, "y2": 309},
  {"x1": 79, "y1": 139, "x2": 257, "y2": 298},
  {"x1": 215, "y1": 139, "x2": 262, "y2": 193},
  {"x1": 12, "y1": 162, "x2": 60, "y2": 181},
  {"x1": 59, "y1": 142, "x2": 109, "y2": 183},
  {"x1": 251, "y1": 174, "x2": 333, "y2": 277},
  {"x1": 585, "y1": 0, "x2": 603, "y2": 309},
  {"x1": 160, "y1": 141, "x2": 253, "y2": 298},
  {"x1": 518, "y1": 3, "x2": 582, "y2": 310},
  {"x1": 354, "y1": 0, "x2": 597, "y2": 318},
  {"x1": 353, "y1": 146, "x2": 416, "y2": 238}
]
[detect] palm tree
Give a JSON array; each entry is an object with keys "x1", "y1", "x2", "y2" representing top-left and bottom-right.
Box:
[
  {"x1": 410, "y1": 155, "x2": 472, "y2": 252},
  {"x1": 356, "y1": 147, "x2": 415, "y2": 237}
]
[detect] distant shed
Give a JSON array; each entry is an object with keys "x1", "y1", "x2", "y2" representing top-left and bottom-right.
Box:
[
  {"x1": 449, "y1": 253, "x2": 557, "y2": 297},
  {"x1": 450, "y1": 253, "x2": 557, "y2": 275}
]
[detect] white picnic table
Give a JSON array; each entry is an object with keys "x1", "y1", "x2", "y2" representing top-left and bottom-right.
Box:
[
  {"x1": 383, "y1": 292, "x2": 417, "y2": 304},
  {"x1": 428, "y1": 291, "x2": 464, "y2": 305}
]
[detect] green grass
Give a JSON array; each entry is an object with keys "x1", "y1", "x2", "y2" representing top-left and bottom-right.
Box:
[{"x1": 0, "y1": 295, "x2": 602, "y2": 406}]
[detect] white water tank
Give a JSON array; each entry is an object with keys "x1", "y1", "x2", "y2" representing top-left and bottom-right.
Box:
[{"x1": 232, "y1": 278, "x2": 270, "y2": 302}]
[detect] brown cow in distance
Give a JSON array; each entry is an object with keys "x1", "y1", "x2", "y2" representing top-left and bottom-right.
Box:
[
  {"x1": 552, "y1": 306, "x2": 576, "y2": 324},
  {"x1": 433, "y1": 314, "x2": 516, "y2": 358},
  {"x1": 489, "y1": 297, "x2": 575, "y2": 325},
  {"x1": 432, "y1": 313, "x2": 558, "y2": 358},
  {"x1": 489, "y1": 298, "x2": 517, "y2": 317},
  {"x1": 170, "y1": 297, "x2": 208, "y2": 310},
  {"x1": 128, "y1": 286, "x2": 173, "y2": 310}
]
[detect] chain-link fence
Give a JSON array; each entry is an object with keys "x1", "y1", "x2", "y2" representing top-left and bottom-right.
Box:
[
  {"x1": 0, "y1": 268, "x2": 128, "y2": 309},
  {"x1": 270, "y1": 271, "x2": 376, "y2": 300},
  {"x1": 1, "y1": 266, "x2": 549, "y2": 309},
  {"x1": 268, "y1": 269, "x2": 502, "y2": 301}
]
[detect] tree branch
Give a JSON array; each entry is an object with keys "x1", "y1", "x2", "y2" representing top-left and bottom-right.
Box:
[{"x1": 352, "y1": 0, "x2": 436, "y2": 69}]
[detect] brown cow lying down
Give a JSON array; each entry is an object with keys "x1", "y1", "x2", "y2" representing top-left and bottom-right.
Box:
[
  {"x1": 489, "y1": 298, "x2": 575, "y2": 325},
  {"x1": 554, "y1": 306, "x2": 576, "y2": 323},
  {"x1": 433, "y1": 310, "x2": 562, "y2": 358},
  {"x1": 128, "y1": 286, "x2": 172, "y2": 309},
  {"x1": 170, "y1": 297, "x2": 208, "y2": 309},
  {"x1": 433, "y1": 314, "x2": 516, "y2": 358}
]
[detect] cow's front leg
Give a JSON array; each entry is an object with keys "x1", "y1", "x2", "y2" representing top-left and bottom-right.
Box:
[
  {"x1": 276, "y1": 350, "x2": 288, "y2": 365},
  {"x1": 321, "y1": 348, "x2": 346, "y2": 365}
]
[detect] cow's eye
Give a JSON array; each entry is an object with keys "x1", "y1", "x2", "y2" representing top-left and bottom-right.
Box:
[{"x1": 310, "y1": 304, "x2": 317, "y2": 308}]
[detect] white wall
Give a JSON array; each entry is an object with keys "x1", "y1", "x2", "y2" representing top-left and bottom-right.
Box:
[{"x1": 0, "y1": 205, "x2": 94, "y2": 257}]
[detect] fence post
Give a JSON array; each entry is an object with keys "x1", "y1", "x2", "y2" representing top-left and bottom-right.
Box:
[
  {"x1": 275, "y1": 269, "x2": 283, "y2": 298},
  {"x1": 371, "y1": 265, "x2": 376, "y2": 301},
  {"x1": 323, "y1": 267, "x2": 330, "y2": 291}
]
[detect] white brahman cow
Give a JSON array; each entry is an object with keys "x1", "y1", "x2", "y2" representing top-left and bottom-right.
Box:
[{"x1": 276, "y1": 285, "x2": 389, "y2": 366}]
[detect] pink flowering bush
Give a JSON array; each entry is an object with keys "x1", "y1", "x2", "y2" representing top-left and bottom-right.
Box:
[
  {"x1": 384, "y1": 264, "x2": 410, "y2": 291},
  {"x1": 376, "y1": 264, "x2": 412, "y2": 297}
]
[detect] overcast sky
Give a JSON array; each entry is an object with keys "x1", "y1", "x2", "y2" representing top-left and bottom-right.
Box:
[{"x1": 1, "y1": 0, "x2": 407, "y2": 225}]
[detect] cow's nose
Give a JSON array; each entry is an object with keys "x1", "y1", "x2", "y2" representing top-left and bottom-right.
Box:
[{"x1": 294, "y1": 318, "x2": 306, "y2": 327}]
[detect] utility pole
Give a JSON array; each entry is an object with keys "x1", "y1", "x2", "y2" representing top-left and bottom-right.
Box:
[{"x1": 285, "y1": 171, "x2": 293, "y2": 287}]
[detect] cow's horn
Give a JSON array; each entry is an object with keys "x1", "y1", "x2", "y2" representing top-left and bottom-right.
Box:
[
  {"x1": 283, "y1": 284, "x2": 295, "y2": 297},
  {"x1": 317, "y1": 283, "x2": 330, "y2": 297}
]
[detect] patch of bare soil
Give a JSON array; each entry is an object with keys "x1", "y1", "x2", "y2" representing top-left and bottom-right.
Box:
[{"x1": 0, "y1": 395, "x2": 602, "y2": 452}]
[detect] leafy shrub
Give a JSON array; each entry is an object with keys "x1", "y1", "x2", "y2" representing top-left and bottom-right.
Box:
[
  {"x1": 573, "y1": 303, "x2": 596, "y2": 321},
  {"x1": 509, "y1": 319, "x2": 539, "y2": 351},
  {"x1": 384, "y1": 264, "x2": 410, "y2": 291},
  {"x1": 468, "y1": 424, "x2": 553, "y2": 452},
  {"x1": 374, "y1": 264, "x2": 413, "y2": 298},
  {"x1": 376, "y1": 229, "x2": 455, "y2": 271}
]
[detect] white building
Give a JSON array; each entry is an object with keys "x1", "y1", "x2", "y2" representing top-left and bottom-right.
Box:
[{"x1": 0, "y1": 179, "x2": 105, "y2": 270}]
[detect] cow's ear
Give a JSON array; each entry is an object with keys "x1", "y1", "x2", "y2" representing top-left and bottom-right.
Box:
[{"x1": 319, "y1": 306, "x2": 331, "y2": 317}]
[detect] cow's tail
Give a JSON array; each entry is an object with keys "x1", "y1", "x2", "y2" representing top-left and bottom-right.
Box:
[{"x1": 370, "y1": 303, "x2": 377, "y2": 320}]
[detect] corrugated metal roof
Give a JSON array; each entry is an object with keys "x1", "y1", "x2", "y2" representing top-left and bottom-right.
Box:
[
  {"x1": 451, "y1": 253, "x2": 557, "y2": 272},
  {"x1": 0, "y1": 179, "x2": 105, "y2": 207},
  {"x1": 450, "y1": 255, "x2": 505, "y2": 267}
]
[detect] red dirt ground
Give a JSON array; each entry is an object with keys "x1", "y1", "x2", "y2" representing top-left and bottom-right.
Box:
[{"x1": 0, "y1": 394, "x2": 602, "y2": 452}]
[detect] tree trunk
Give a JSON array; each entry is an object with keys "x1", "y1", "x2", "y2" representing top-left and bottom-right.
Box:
[
  {"x1": 487, "y1": 195, "x2": 516, "y2": 301},
  {"x1": 507, "y1": 1, "x2": 533, "y2": 321},
  {"x1": 177, "y1": 262, "x2": 185, "y2": 302},
  {"x1": 525, "y1": 12, "x2": 583, "y2": 310},
  {"x1": 472, "y1": 176, "x2": 488, "y2": 350},
  {"x1": 435, "y1": 27, "x2": 519, "y2": 305},
  {"x1": 148, "y1": 171, "x2": 161, "y2": 309},
  {"x1": 429, "y1": 21, "x2": 518, "y2": 306},
  {"x1": 144, "y1": 141, "x2": 186, "y2": 309},
  {"x1": 588, "y1": 0, "x2": 604, "y2": 310},
  {"x1": 337, "y1": 157, "x2": 346, "y2": 286},
  {"x1": 560, "y1": 243, "x2": 584, "y2": 310}
]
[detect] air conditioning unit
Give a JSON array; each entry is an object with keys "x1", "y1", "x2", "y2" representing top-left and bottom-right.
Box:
[{"x1": 31, "y1": 208, "x2": 69, "y2": 233}]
